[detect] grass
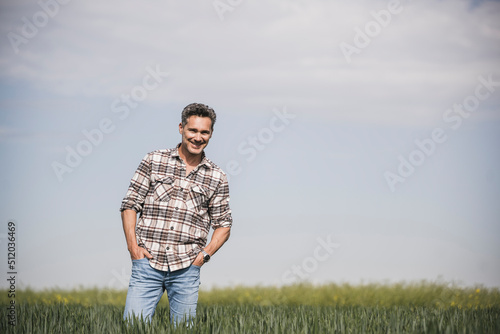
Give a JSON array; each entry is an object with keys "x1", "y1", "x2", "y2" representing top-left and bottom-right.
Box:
[{"x1": 1, "y1": 282, "x2": 499, "y2": 333}]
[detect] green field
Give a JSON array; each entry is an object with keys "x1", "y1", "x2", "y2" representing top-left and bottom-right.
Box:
[{"x1": 1, "y1": 282, "x2": 499, "y2": 333}]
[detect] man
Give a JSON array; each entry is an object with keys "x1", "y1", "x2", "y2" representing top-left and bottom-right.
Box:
[{"x1": 120, "y1": 103, "x2": 232, "y2": 325}]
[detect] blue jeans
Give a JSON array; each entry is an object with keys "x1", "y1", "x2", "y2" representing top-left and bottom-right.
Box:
[{"x1": 123, "y1": 258, "x2": 201, "y2": 324}]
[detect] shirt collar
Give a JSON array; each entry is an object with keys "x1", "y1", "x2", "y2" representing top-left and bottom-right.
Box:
[{"x1": 173, "y1": 144, "x2": 211, "y2": 169}]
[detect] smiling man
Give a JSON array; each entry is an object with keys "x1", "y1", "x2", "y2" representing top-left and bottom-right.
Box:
[{"x1": 120, "y1": 103, "x2": 232, "y2": 325}]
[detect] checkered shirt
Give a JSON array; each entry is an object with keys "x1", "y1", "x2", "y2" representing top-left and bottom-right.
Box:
[{"x1": 120, "y1": 145, "x2": 232, "y2": 272}]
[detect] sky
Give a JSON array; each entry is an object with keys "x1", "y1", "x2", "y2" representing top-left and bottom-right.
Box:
[{"x1": 0, "y1": 0, "x2": 499, "y2": 291}]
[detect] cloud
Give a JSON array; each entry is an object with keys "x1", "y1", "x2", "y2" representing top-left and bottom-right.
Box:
[{"x1": 0, "y1": 0, "x2": 499, "y2": 126}]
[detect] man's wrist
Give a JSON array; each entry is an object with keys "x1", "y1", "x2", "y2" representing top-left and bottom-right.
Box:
[
  {"x1": 127, "y1": 243, "x2": 139, "y2": 252},
  {"x1": 201, "y1": 250, "x2": 211, "y2": 263}
]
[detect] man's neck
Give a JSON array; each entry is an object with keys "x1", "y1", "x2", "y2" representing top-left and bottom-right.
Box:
[{"x1": 178, "y1": 145, "x2": 202, "y2": 167}]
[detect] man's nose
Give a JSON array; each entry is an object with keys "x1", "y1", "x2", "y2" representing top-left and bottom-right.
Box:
[{"x1": 194, "y1": 133, "x2": 202, "y2": 142}]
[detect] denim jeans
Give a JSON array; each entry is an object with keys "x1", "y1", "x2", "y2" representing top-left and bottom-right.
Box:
[{"x1": 123, "y1": 258, "x2": 201, "y2": 324}]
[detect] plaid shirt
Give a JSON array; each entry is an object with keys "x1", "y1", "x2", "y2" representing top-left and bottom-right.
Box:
[{"x1": 120, "y1": 145, "x2": 232, "y2": 272}]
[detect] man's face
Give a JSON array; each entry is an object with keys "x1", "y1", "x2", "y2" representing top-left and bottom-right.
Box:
[{"x1": 179, "y1": 116, "x2": 213, "y2": 157}]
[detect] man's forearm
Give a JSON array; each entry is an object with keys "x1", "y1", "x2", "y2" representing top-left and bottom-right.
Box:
[
  {"x1": 121, "y1": 209, "x2": 138, "y2": 251},
  {"x1": 122, "y1": 209, "x2": 152, "y2": 259},
  {"x1": 204, "y1": 227, "x2": 231, "y2": 256}
]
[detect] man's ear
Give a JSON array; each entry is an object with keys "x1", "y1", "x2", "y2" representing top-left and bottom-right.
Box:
[{"x1": 179, "y1": 123, "x2": 183, "y2": 134}]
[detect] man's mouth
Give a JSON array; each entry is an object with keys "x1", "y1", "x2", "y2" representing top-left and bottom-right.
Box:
[{"x1": 191, "y1": 142, "x2": 203, "y2": 149}]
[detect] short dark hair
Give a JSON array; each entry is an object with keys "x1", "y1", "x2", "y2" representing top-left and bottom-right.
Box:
[{"x1": 181, "y1": 103, "x2": 216, "y2": 131}]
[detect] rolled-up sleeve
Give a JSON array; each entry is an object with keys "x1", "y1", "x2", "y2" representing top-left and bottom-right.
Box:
[
  {"x1": 120, "y1": 154, "x2": 152, "y2": 213},
  {"x1": 209, "y1": 173, "x2": 233, "y2": 229}
]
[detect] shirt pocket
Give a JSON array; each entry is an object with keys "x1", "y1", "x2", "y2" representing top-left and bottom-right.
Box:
[
  {"x1": 186, "y1": 185, "x2": 209, "y2": 213},
  {"x1": 152, "y1": 176, "x2": 175, "y2": 202}
]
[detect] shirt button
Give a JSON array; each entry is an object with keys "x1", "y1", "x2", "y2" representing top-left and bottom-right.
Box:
[
  {"x1": 170, "y1": 226, "x2": 174, "y2": 230},
  {"x1": 175, "y1": 207, "x2": 179, "y2": 210},
  {"x1": 166, "y1": 247, "x2": 170, "y2": 250}
]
